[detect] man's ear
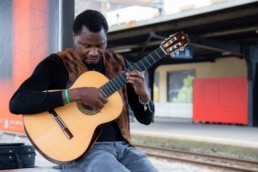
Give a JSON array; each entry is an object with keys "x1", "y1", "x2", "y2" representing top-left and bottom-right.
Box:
[{"x1": 72, "y1": 33, "x2": 76, "y2": 41}]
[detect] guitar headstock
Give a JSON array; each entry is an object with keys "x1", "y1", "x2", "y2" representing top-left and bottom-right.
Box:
[{"x1": 160, "y1": 31, "x2": 190, "y2": 55}]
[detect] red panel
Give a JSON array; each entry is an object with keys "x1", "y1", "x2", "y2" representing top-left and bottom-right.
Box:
[{"x1": 193, "y1": 77, "x2": 248, "y2": 125}]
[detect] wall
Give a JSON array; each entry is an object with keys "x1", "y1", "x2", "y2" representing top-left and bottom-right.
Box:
[
  {"x1": 0, "y1": 0, "x2": 59, "y2": 134},
  {"x1": 193, "y1": 77, "x2": 247, "y2": 124},
  {"x1": 154, "y1": 57, "x2": 247, "y2": 118}
]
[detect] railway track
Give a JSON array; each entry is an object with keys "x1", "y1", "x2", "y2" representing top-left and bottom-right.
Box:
[{"x1": 135, "y1": 144, "x2": 258, "y2": 172}]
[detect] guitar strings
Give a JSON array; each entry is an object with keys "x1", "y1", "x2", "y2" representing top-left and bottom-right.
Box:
[{"x1": 100, "y1": 48, "x2": 165, "y2": 97}]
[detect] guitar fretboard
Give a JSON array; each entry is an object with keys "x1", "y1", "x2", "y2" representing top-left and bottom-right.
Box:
[{"x1": 100, "y1": 47, "x2": 165, "y2": 97}]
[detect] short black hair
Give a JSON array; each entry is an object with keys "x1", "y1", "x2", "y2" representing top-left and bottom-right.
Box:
[{"x1": 73, "y1": 10, "x2": 109, "y2": 35}]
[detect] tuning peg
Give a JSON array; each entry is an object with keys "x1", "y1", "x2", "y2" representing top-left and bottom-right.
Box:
[
  {"x1": 180, "y1": 47, "x2": 185, "y2": 51},
  {"x1": 170, "y1": 33, "x2": 175, "y2": 37},
  {"x1": 161, "y1": 38, "x2": 168, "y2": 44}
]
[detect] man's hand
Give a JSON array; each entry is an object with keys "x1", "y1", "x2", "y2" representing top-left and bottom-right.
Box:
[
  {"x1": 64, "y1": 87, "x2": 108, "y2": 111},
  {"x1": 126, "y1": 70, "x2": 149, "y2": 100}
]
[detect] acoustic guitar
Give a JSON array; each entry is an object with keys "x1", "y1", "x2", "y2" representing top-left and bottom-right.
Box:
[{"x1": 23, "y1": 31, "x2": 190, "y2": 164}]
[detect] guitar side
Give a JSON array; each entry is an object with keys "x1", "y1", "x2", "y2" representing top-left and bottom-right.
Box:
[{"x1": 23, "y1": 71, "x2": 123, "y2": 163}]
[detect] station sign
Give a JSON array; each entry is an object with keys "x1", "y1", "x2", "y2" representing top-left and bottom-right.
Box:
[{"x1": 171, "y1": 45, "x2": 193, "y2": 59}]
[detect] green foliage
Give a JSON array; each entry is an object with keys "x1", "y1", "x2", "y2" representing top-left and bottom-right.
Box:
[
  {"x1": 153, "y1": 83, "x2": 159, "y2": 102},
  {"x1": 172, "y1": 76, "x2": 194, "y2": 103}
]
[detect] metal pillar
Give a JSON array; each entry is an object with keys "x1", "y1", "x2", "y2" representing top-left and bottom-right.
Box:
[
  {"x1": 244, "y1": 45, "x2": 258, "y2": 127},
  {"x1": 59, "y1": 0, "x2": 74, "y2": 50}
]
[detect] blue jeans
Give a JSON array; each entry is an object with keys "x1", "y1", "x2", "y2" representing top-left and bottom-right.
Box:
[{"x1": 62, "y1": 141, "x2": 158, "y2": 172}]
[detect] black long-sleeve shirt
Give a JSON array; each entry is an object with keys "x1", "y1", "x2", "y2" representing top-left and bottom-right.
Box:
[{"x1": 9, "y1": 54, "x2": 155, "y2": 141}]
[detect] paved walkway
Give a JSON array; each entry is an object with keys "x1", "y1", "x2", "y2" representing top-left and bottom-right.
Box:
[
  {"x1": 131, "y1": 117, "x2": 258, "y2": 148},
  {"x1": 1, "y1": 117, "x2": 258, "y2": 171}
]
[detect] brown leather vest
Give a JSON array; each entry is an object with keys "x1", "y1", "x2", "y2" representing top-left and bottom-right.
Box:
[{"x1": 57, "y1": 48, "x2": 131, "y2": 142}]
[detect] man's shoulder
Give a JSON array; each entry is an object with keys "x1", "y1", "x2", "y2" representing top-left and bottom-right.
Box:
[{"x1": 40, "y1": 53, "x2": 64, "y2": 66}]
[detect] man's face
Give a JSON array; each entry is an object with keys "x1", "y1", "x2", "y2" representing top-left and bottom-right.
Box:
[{"x1": 73, "y1": 26, "x2": 107, "y2": 65}]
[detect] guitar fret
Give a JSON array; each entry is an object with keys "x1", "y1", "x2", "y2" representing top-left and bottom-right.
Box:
[
  {"x1": 134, "y1": 63, "x2": 140, "y2": 72},
  {"x1": 101, "y1": 85, "x2": 112, "y2": 96},
  {"x1": 143, "y1": 57, "x2": 151, "y2": 68},
  {"x1": 112, "y1": 79, "x2": 122, "y2": 91},
  {"x1": 139, "y1": 59, "x2": 147, "y2": 71},
  {"x1": 116, "y1": 74, "x2": 126, "y2": 86},
  {"x1": 105, "y1": 82, "x2": 116, "y2": 95},
  {"x1": 109, "y1": 80, "x2": 117, "y2": 92},
  {"x1": 100, "y1": 73, "x2": 127, "y2": 97}
]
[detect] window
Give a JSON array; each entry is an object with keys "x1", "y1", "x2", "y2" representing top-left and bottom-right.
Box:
[{"x1": 167, "y1": 70, "x2": 195, "y2": 103}]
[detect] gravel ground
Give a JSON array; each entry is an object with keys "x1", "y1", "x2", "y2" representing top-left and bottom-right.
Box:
[
  {"x1": 0, "y1": 132, "x2": 225, "y2": 172},
  {"x1": 149, "y1": 158, "x2": 227, "y2": 172}
]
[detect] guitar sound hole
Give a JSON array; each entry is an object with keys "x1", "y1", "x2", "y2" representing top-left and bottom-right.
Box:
[
  {"x1": 82, "y1": 104, "x2": 94, "y2": 110},
  {"x1": 77, "y1": 102, "x2": 98, "y2": 116}
]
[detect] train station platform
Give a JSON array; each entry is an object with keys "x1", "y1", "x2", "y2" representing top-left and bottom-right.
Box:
[
  {"x1": 131, "y1": 117, "x2": 258, "y2": 161},
  {"x1": 1, "y1": 117, "x2": 258, "y2": 171},
  {"x1": 131, "y1": 117, "x2": 258, "y2": 148}
]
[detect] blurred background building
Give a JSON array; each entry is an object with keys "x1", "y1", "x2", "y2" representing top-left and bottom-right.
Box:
[{"x1": 0, "y1": 0, "x2": 258, "y2": 135}]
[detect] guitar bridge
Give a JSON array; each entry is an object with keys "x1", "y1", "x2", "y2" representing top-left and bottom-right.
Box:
[{"x1": 48, "y1": 110, "x2": 73, "y2": 140}]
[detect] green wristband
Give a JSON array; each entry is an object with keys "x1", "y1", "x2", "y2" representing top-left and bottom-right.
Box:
[{"x1": 64, "y1": 89, "x2": 71, "y2": 104}]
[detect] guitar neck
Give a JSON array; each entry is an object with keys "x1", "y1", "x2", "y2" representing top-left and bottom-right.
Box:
[{"x1": 100, "y1": 47, "x2": 165, "y2": 97}]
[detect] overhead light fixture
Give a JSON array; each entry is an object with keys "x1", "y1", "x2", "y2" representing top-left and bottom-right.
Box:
[
  {"x1": 114, "y1": 48, "x2": 131, "y2": 53},
  {"x1": 222, "y1": 51, "x2": 231, "y2": 55}
]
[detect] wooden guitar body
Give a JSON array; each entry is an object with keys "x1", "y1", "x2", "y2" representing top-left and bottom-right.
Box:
[{"x1": 23, "y1": 71, "x2": 123, "y2": 164}]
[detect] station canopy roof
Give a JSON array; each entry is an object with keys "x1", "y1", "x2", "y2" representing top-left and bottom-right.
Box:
[{"x1": 76, "y1": 0, "x2": 258, "y2": 63}]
